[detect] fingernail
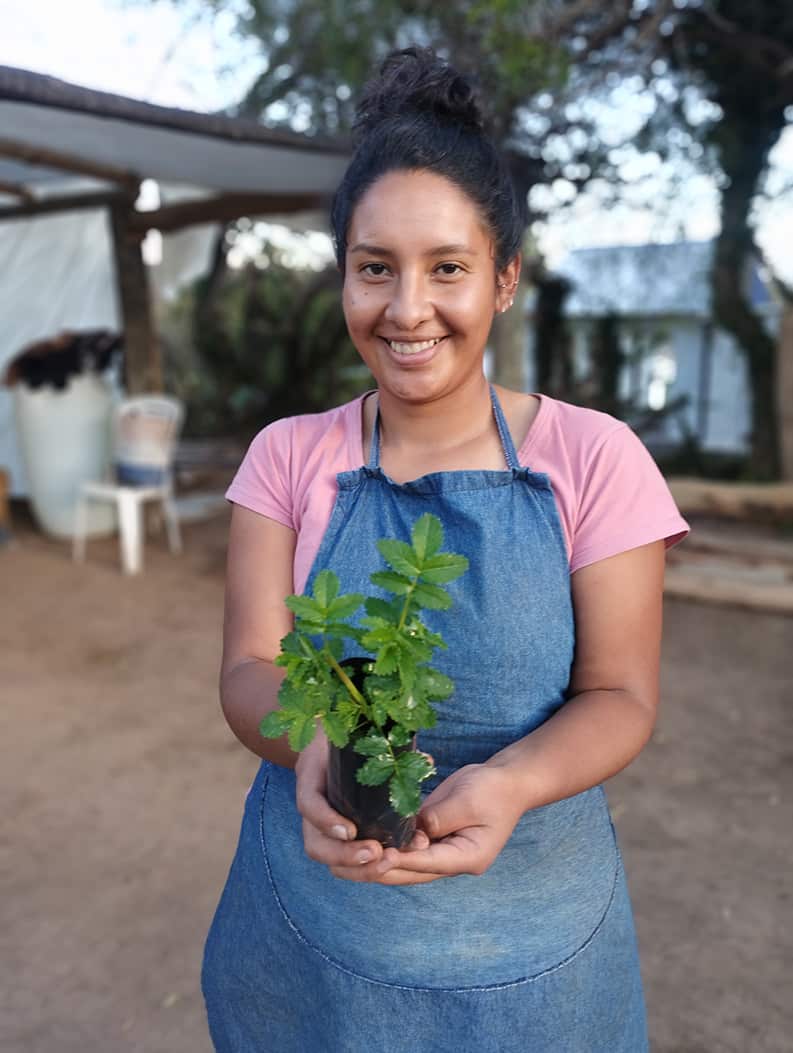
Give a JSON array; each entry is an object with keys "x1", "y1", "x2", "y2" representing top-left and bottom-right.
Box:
[
  {"x1": 330, "y1": 825, "x2": 349, "y2": 841},
  {"x1": 355, "y1": 849, "x2": 373, "y2": 864}
]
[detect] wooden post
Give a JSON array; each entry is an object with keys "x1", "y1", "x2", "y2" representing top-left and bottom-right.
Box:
[{"x1": 109, "y1": 198, "x2": 162, "y2": 394}]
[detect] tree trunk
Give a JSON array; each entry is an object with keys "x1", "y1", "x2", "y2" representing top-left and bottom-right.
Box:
[
  {"x1": 489, "y1": 276, "x2": 527, "y2": 390},
  {"x1": 590, "y1": 313, "x2": 623, "y2": 416},
  {"x1": 710, "y1": 122, "x2": 781, "y2": 480},
  {"x1": 778, "y1": 302, "x2": 793, "y2": 481},
  {"x1": 528, "y1": 268, "x2": 572, "y2": 397}
]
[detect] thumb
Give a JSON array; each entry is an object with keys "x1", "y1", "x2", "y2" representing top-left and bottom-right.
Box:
[{"x1": 418, "y1": 790, "x2": 471, "y2": 841}]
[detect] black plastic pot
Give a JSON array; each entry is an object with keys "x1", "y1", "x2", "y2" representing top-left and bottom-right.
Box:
[{"x1": 326, "y1": 657, "x2": 418, "y2": 849}]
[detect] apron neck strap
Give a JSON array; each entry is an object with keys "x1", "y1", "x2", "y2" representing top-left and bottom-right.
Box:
[
  {"x1": 367, "y1": 384, "x2": 520, "y2": 470},
  {"x1": 489, "y1": 385, "x2": 521, "y2": 469}
]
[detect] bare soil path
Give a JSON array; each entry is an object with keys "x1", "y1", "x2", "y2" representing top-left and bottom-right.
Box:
[{"x1": 1, "y1": 510, "x2": 790, "y2": 1052}]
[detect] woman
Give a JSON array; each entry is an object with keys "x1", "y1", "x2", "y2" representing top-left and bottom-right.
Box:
[{"x1": 202, "y1": 47, "x2": 689, "y2": 1052}]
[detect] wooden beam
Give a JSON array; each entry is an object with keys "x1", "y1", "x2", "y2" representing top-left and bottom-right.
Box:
[
  {"x1": 129, "y1": 192, "x2": 325, "y2": 234},
  {"x1": 0, "y1": 186, "x2": 326, "y2": 229},
  {"x1": 0, "y1": 189, "x2": 126, "y2": 221},
  {"x1": 0, "y1": 137, "x2": 138, "y2": 189},
  {"x1": 109, "y1": 200, "x2": 162, "y2": 394},
  {"x1": 0, "y1": 178, "x2": 34, "y2": 203}
]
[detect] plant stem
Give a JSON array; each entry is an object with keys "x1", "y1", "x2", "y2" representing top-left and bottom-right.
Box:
[
  {"x1": 323, "y1": 649, "x2": 371, "y2": 707},
  {"x1": 397, "y1": 577, "x2": 419, "y2": 631}
]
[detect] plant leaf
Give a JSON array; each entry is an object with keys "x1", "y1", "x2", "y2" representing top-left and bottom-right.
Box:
[
  {"x1": 321, "y1": 710, "x2": 349, "y2": 749},
  {"x1": 286, "y1": 713, "x2": 317, "y2": 752},
  {"x1": 372, "y1": 645, "x2": 398, "y2": 676},
  {"x1": 371, "y1": 699, "x2": 389, "y2": 726},
  {"x1": 411, "y1": 582, "x2": 452, "y2": 610},
  {"x1": 259, "y1": 710, "x2": 291, "y2": 739},
  {"x1": 335, "y1": 696, "x2": 363, "y2": 733},
  {"x1": 397, "y1": 749, "x2": 436, "y2": 784},
  {"x1": 356, "y1": 754, "x2": 395, "y2": 786},
  {"x1": 285, "y1": 594, "x2": 324, "y2": 622},
  {"x1": 278, "y1": 630, "x2": 304, "y2": 655},
  {"x1": 376, "y1": 538, "x2": 421, "y2": 577},
  {"x1": 416, "y1": 667, "x2": 454, "y2": 700},
  {"x1": 312, "y1": 569, "x2": 339, "y2": 608},
  {"x1": 389, "y1": 750, "x2": 436, "y2": 817},
  {"x1": 411, "y1": 513, "x2": 443, "y2": 561},
  {"x1": 353, "y1": 731, "x2": 390, "y2": 757},
  {"x1": 388, "y1": 725, "x2": 413, "y2": 748},
  {"x1": 364, "y1": 596, "x2": 403, "y2": 624},
  {"x1": 419, "y1": 553, "x2": 470, "y2": 584},
  {"x1": 370, "y1": 570, "x2": 413, "y2": 596},
  {"x1": 326, "y1": 594, "x2": 364, "y2": 620}
]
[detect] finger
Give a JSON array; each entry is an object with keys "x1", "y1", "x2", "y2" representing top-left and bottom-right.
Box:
[
  {"x1": 325, "y1": 843, "x2": 420, "y2": 882},
  {"x1": 329, "y1": 863, "x2": 444, "y2": 885},
  {"x1": 418, "y1": 793, "x2": 480, "y2": 842},
  {"x1": 405, "y1": 828, "x2": 431, "y2": 851},
  {"x1": 302, "y1": 821, "x2": 385, "y2": 867},
  {"x1": 295, "y1": 770, "x2": 358, "y2": 843},
  {"x1": 373, "y1": 833, "x2": 484, "y2": 876}
]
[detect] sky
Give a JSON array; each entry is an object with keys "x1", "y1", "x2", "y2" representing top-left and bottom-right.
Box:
[{"x1": 1, "y1": 0, "x2": 792, "y2": 280}]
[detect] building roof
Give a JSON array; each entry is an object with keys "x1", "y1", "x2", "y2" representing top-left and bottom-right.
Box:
[
  {"x1": 558, "y1": 240, "x2": 774, "y2": 320},
  {"x1": 0, "y1": 65, "x2": 350, "y2": 203}
]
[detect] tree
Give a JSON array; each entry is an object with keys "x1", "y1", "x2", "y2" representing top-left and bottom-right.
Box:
[
  {"x1": 667, "y1": 3, "x2": 793, "y2": 479},
  {"x1": 556, "y1": 1, "x2": 793, "y2": 478}
]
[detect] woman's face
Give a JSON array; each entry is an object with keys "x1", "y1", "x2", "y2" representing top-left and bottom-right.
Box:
[{"x1": 342, "y1": 169, "x2": 519, "y2": 404}]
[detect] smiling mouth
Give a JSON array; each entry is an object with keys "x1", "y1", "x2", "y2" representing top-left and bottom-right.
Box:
[{"x1": 382, "y1": 337, "x2": 445, "y2": 355}]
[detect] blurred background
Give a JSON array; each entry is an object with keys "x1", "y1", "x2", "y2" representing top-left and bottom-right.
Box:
[{"x1": 0, "y1": 2, "x2": 791, "y2": 1051}]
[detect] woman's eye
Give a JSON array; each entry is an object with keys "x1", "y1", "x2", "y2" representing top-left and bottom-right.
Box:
[
  {"x1": 362, "y1": 263, "x2": 389, "y2": 277},
  {"x1": 436, "y1": 263, "x2": 463, "y2": 276}
]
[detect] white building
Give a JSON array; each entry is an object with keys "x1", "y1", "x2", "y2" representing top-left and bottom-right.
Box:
[{"x1": 534, "y1": 241, "x2": 779, "y2": 455}]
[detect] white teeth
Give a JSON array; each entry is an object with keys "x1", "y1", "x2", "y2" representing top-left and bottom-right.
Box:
[{"x1": 387, "y1": 338, "x2": 441, "y2": 355}]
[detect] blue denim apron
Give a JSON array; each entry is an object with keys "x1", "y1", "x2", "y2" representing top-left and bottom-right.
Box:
[{"x1": 203, "y1": 389, "x2": 648, "y2": 1051}]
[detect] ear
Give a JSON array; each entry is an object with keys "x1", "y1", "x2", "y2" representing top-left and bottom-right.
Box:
[{"x1": 495, "y1": 255, "x2": 521, "y2": 315}]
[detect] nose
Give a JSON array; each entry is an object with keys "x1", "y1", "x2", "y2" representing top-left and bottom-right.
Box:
[{"x1": 383, "y1": 273, "x2": 434, "y2": 330}]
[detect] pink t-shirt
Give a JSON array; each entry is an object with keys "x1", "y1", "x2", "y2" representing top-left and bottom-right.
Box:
[{"x1": 226, "y1": 392, "x2": 689, "y2": 593}]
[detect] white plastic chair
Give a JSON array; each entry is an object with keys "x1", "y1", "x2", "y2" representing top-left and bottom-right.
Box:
[{"x1": 73, "y1": 395, "x2": 184, "y2": 574}]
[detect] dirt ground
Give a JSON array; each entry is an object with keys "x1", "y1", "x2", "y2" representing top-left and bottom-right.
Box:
[{"x1": 1, "y1": 506, "x2": 791, "y2": 1053}]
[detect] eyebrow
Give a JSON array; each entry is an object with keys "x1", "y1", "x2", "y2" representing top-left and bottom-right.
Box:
[{"x1": 348, "y1": 242, "x2": 477, "y2": 257}]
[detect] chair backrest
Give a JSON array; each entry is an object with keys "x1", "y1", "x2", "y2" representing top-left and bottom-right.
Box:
[{"x1": 113, "y1": 396, "x2": 184, "y2": 477}]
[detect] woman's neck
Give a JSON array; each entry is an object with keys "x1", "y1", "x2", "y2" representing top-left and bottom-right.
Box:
[{"x1": 372, "y1": 374, "x2": 495, "y2": 457}]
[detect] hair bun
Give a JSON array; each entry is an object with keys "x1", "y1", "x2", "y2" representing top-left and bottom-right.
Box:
[{"x1": 353, "y1": 47, "x2": 484, "y2": 142}]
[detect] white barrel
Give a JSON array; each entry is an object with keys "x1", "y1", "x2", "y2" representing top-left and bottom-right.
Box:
[{"x1": 13, "y1": 373, "x2": 117, "y2": 538}]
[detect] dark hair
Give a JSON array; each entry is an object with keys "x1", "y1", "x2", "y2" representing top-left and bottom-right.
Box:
[{"x1": 330, "y1": 47, "x2": 526, "y2": 273}]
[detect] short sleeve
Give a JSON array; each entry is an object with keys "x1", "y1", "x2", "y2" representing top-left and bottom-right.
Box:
[
  {"x1": 225, "y1": 418, "x2": 294, "y2": 529},
  {"x1": 570, "y1": 424, "x2": 689, "y2": 573}
]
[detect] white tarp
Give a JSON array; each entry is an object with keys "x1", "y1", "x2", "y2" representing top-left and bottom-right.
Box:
[
  {"x1": 0, "y1": 209, "x2": 118, "y2": 494},
  {"x1": 0, "y1": 208, "x2": 214, "y2": 494}
]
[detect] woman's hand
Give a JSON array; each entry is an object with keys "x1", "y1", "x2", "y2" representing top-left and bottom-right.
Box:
[
  {"x1": 322, "y1": 763, "x2": 525, "y2": 886},
  {"x1": 295, "y1": 731, "x2": 430, "y2": 874}
]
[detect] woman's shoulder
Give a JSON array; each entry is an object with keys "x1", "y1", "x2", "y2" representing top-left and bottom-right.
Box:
[
  {"x1": 526, "y1": 391, "x2": 623, "y2": 448},
  {"x1": 252, "y1": 395, "x2": 365, "y2": 451},
  {"x1": 226, "y1": 394, "x2": 367, "y2": 524},
  {"x1": 517, "y1": 392, "x2": 627, "y2": 467},
  {"x1": 522, "y1": 393, "x2": 689, "y2": 571}
]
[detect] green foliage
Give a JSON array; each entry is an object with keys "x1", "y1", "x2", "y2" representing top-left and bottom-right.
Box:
[
  {"x1": 181, "y1": 1, "x2": 566, "y2": 137},
  {"x1": 260, "y1": 513, "x2": 469, "y2": 816},
  {"x1": 160, "y1": 232, "x2": 370, "y2": 439}
]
